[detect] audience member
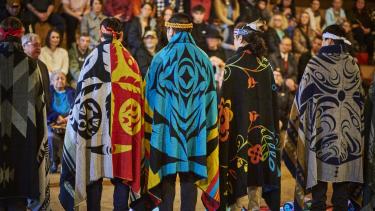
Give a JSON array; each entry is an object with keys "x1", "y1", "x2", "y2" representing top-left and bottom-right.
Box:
[
  {"x1": 214, "y1": 0, "x2": 239, "y2": 26},
  {"x1": 297, "y1": 36, "x2": 322, "y2": 83},
  {"x1": 238, "y1": 0, "x2": 256, "y2": 21},
  {"x1": 347, "y1": 0, "x2": 374, "y2": 64},
  {"x1": 0, "y1": 0, "x2": 23, "y2": 22},
  {"x1": 156, "y1": 7, "x2": 173, "y2": 47},
  {"x1": 325, "y1": 0, "x2": 346, "y2": 27},
  {"x1": 47, "y1": 71, "x2": 75, "y2": 173},
  {"x1": 221, "y1": 24, "x2": 236, "y2": 58},
  {"x1": 127, "y1": 2, "x2": 156, "y2": 54},
  {"x1": 269, "y1": 37, "x2": 298, "y2": 92},
  {"x1": 81, "y1": 0, "x2": 107, "y2": 49},
  {"x1": 341, "y1": 20, "x2": 359, "y2": 56},
  {"x1": 191, "y1": 5, "x2": 208, "y2": 49},
  {"x1": 190, "y1": 0, "x2": 211, "y2": 21},
  {"x1": 155, "y1": 0, "x2": 184, "y2": 17},
  {"x1": 266, "y1": 13, "x2": 288, "y2": 54},
  {"x1": 205, "y1": 27, "x2": 226, "y2": 62},
  {"x1": 135, "y1": 30, "x2": 159, "y2": 77},
  {"x1": 62, "y1": 0, "x2": 90, "y2": 48},
  {"x1": 305, "y1": 0, "x2": 324, "y2": 35},
  {"x1": 23, "y1": 0, "x2": 65, "y2": 33},
  {"x1": 273, "y1": 0, "x2": 296, "y2": 20},
  {"x1": 68, "y1": 33, "x2": 91, "y2": 88},
  {"x1": 293, "y1": 11, "x2": 317, "y2": 60},
  {"x1": 39, "y1": 28, "x2": 69, "y2": 75},
  {"x1": 22, "y1": 33, "x2": 51, "y2": 112},
  {"x1": 104, "y1": 0, "x2": 133, "y2": 22}
]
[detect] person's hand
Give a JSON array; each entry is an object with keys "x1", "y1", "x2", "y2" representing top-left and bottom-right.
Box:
[
  {"x1": 210, "y1": 56, "x2": 225, "y2": 69},
  {"x1": 279, "y1": 120, "x2": 283, "y2": 130},
  {"x1": 75, "y1": 11, "x2": 83, "y2": 21},
  {"x1": 362, "y1": 27, "x2": 371, "y2": 34},
  {"x1": 114, "y1": 13, "x2": 124, "y2": 21},
  {"x1": 285, "y1": 78, "x2": 296, "y2": 92}
]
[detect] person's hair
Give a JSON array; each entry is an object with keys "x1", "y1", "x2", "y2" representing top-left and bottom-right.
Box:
[
  {"x1": 192, "y1": 4, "x2": 206, "y2": 14},
  {"x1": 234, "y1": 22, "x2": 267, "y2": 58},
  {"x1": 21, "y1": 33, "x2": 40, "y2": 46},
  {"x1": 90, "y1": 0, "x2": 103, "y2": 7},
  {"x1": 45, "y1": 28, "x2": 61, "y2": 48},
  {"x1": 298, "y1": 11, "x2": 310, "y2": 27},
  {"x1": 80, "y1": 32, "x2": 90, "y2": 38},
  {"x1": 322, "y1": 24, "x2": 346, "y2": 45},
  {"x1": 100, "y1": 17, "x2": 123, "y2": 40},
  {"x1": 269, "y1": 13, "x2": 288, "y2": 30},
  {"x1": 313, "y1": 35, "x2": 322, "y2": 41},
  {"x1": 311, "y1": 0, "x2": 320, "y2": 3},
  {"x1": 167, "y1": 13, "x2": 193, "y2": 33},
  {"x1": 0, "y1": 17, "x2": 23, "y2": 41},
  {"x1": 141, "y1": 2, "x2": 154, "y2": 10},
  {"x1": 51, "y1": 70, "x2": 66, "y2": 81},
  {"x1": 161, "y1": 6, "x2": 173, "y2": 18}
]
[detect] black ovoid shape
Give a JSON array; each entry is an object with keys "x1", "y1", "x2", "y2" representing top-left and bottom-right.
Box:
[
  {"x1": 77, "y1": 99, "x2": 102, "y2": 139},
  {"x1": 338, "y1": 90, "x2": 345, "y2": 101}
]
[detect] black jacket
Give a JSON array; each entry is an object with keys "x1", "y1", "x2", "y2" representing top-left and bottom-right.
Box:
[
  {"x1": 37, "y1": 59, "x2": 51, "y2": 113},
  {"x1": 269, "y1": 51, "x2": 298, "y2": 82},
  {"x1": 135, "y1": 45, "x2": 155, "y2": 78},
  {"x1": 297, "y1": 51, "x2": 312, "y2": 84},
  {"x1": 191, "y1": 22, "x2": 208, "y2": 50}
]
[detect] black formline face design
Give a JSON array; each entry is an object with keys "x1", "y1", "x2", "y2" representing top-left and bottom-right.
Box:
[{"x1": 77, "y1": 98, "x2": 102, "y2": 139}]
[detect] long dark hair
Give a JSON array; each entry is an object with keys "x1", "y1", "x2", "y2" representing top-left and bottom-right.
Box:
[
  {"x1": 45, "y1": 28, "x2": 62, "y2": 48},
  {"x1": 234, "y1": 22, "x2": 267, "y2": 58}
]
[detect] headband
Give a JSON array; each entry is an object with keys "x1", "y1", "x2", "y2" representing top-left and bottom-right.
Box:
[
  {"x1": 234, "y1": 19, "x2": 265, "y2": 36},
  {"x1": 100, "y1": 25, "x2": 120, "y2": 39},
  {"x1": 0, "y1": 27, "x2": 23, "y2": 40},
  {"x1": 165, "y1": 21, "x2": 193, "y2": 29},
  {"x1": 322, "y1": 32, "x2": 352, "y2": 45}
]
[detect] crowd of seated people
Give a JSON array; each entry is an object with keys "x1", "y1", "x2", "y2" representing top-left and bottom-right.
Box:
[{"x1": 1, "y1": 0, "x2": 373, "y2": 173}]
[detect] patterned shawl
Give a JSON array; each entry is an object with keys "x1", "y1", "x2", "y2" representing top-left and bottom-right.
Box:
[
  {"x1": 283, "y1": 45, "x2": 364, "y2": 210},
  {"x1": 59, "y1": 39, "x2": 143, "y2": 210},
  {"x1": 0, "y1": 39, "x2": 50, "y2": 210},
  {"x1": 218, "y1": 45, "x2": 280, "y2": 210},
  {"x1": 143, "y1": 32, "x2": 220, "y2": 210}
]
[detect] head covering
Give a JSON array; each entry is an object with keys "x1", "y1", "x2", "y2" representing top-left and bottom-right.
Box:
[
  {"x1": 206, "y1": 27, "x2": 222, "y2": 40},
  {"x1": 322, "y1": 32, "x2": 352, "y2": 45},
  {"x1": 234, "y1": 19, "x2": 265, "y2": 36},
  {"x1": 165, "y1": 21, "x2": 193, "y2": 29},
  {"x1": 100, "y1": 25, "x2": 121, "y2": 39}
]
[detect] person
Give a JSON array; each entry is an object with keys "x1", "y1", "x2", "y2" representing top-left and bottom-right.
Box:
[
  {"x1": 0, "y1": 0, "x2": 23, "y2": 23},
  {"x1": 22, "y1": 33, "x2": 51, "y2": 114},
  {"x1": 23, "y1": 0, "x2": 65, "y2": 33},
  {"x1": 265, "y1": 13, "x2": 288, "y2": 54},
  {"x1": 305, "y1": 0, "x2": 324, "y2": 35},
  {"x1": 127, "y1": 2, "x2": 157, "y2": 54},
  {"x1": 143, "y1": 13, "x2": 220, "y2": 211},
  {"x1": 205, "y1": 26, "x2": 226, "y2": 62},
  {"x1": 218, "y1": 20, "x2": 280, "y2": 211},
  {"x1": 272, "y1": 0, "x2": 296, "y2": 20},
  {"x1": 135, "y1": 30, "x2": 159, "y2": 78},
  {"x1": 59, "y1": 17, "x2": 143, "y2": 211},
  {"x1": 0, "y1": 17, "x2": 49, "y2": 211},
  {"x1": 283, "y1": 24, "x2": 364, "y2": 211},
  {"x1": 214, "y1": 0, "x2": 239, "y2": 26},
  {"x1": 61, "y1": 0, "x2": 90, "y2": 48},
  {"x1": 269, "y1": 37, "x2": 298, "y2": 93},
  {"x1": 47, "y1": 71, "x2": 75, "y2": 173},
  {"x1": 293, "y1": 11, "x2": 317, "y2": 60},
  {"x1": 156, "y1": 7, "x2": 173, "y2": 48},
  {"x1": 190, "y1": 0, "x2": 211, "y2": 21},
  {"x1": 81, "y1": 0, "x2": 107, "y2": 49},
  {"x1": 324, "y1": 0, "x2": 346, "y2": 28},
  {"x1": 68, "y1": 33, "x2": 91, "y2": 88},
  {"x1": 104, "y1": 0, "x2": 133, "y2": 22},
  {"x1": 297, "y1": 36, "x2": 322, "y2": 83},
  {"x1": 191, "y1": 4, "x2": 208, "y2": 50},
  {"x1": 154, "y1": 0, "x2": 184, "y2": 17},
  {"x1": 39, "y1": 28, "x2": 69, "y2": 75},
  {"x1": 347, "y1": 0, "x2": 374, "y2": 64}
]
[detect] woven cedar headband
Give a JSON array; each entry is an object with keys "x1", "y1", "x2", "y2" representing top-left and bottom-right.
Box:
[{"x1": 165, "y1": 21, "x2": 193, "y2": 29}]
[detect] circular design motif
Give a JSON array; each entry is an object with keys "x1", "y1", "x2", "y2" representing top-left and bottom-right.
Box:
[
  {"x1": 119, "y1": 98, "x2": 142, "y2": 135},
  {"x1": 78, "y1": 99, "x2": 102, "y2": 139},
  {"x1": 338, "y1": 90, "x2": 345, "y2": 101}
]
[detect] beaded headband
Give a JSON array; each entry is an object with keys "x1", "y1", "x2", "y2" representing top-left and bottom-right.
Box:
[
  {"x1": 234, "y1": 19, "x2": 265, "y2": 36},
  {"x1": 165, "y1": 21, "x2": 193, "y2": 29}
]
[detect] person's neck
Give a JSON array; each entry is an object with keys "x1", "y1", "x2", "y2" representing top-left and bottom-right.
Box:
[
  {"x1": 140, "y1": 15, "x2": 148, "y2": 22},
  {"x1": 194, "y1": 20, "x2": 203, "y2": 24},
  {"x1": 55, "y1": 87, "x2": 65, "y2": 92},
  {"x1": 147, "y1": 46, "x2": 156, "y2": 54},
  {"x1": 94, "y1": 11, "x2": 101, "y2": 16},
  {"x1": 50, "y1": 46, "x2": 57, "y2": 52},
  {"x1": 281, "y1": 51, "x2": 287, "y2": 55},
  {"x1": 78, "y1": 46, "x2": 87, "y2": 54},
  {"x1": 333, "y1": 7, "x2": 341, "y2": 12}
]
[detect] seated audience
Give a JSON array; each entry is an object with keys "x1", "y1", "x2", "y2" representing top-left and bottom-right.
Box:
[
  {"x1": 273, "y1": 0, "x2": 296, "y2": 20},
  {"x1": 190, "y1": 0, "x2": 211, "y2": 21},
  {"x1": 68, "y1": 33, "x2": 91, "y2": 88},
  {"x1": 104, "y1": 0, "x2": 133, "y2": 22},
  {"x1": 305, "y1": 0, "x2": 324, "y2": 35},
  {"x1": 62, "y1": 0, "x2": 90, "y2": 48},
  {"x1": 205, "y1": 27, "x2": 226, "y2": 62},
  {"x1": 135, "y1": 30, "x2": 159, "y2": 78},
  {"x1": 269, "y1": 37, "x2": 298, "y2": 92},
  {"x1": 81, "y1": 0, "x2": 107, "y2": 49},
  {"x1": 325, "y1": 0, "x2": 346, "y2": 27},
  {"x1": 238, "y1": 0, "x2": 256, "y2": 21},
  {"x1": 341, "y1": 20, "x2": 360, "y2": 56},
  {"x1": 47, "y1": 71, "x2": 75, "y2": 173},
  {"x1": 127, "y1": 2, "x2": 156, "y2": 54},
  {"x1": 214, "y1": 0, "x2": 239, "y2": 26},
  {"x1": 297, "y1": 36, "x2": 322, "y2": 83},
  {"x1": 156, "y1": 7, "x2": 173, "y2": 48},
  {"x1": 155, "y1": 0, "x2": 184, "y2": 17},
  {"x1": 191, "y1": 4, "x2": 209, "y2": 50},
  {"x1": 0, "y1": 0, "x2": 23, "y2": 23},
  {"x1": 39, "y1": 28, "x2": 69, "y2": 75},
  {"x1": 23, "y1": 0, "x2": 65, "y2": 33},
  {"x1": 266, "y1": 13, "x2": 288, "y2": 54},
  {"x1": 347, "y1": 0, "x2": 374, "y2": 64},
  {"x1": 22, "y1": 33, "x2": 51, "y2": 113},
  {"x1": 293, "y1": 11, "x2": 317, "y2": 60}
]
